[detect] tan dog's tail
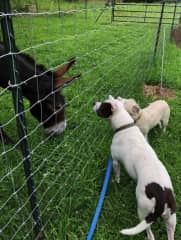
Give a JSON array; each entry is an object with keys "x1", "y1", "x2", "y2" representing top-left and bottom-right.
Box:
[{"x1": 120, "y1": 220, "x2": 151, "y2": 235}]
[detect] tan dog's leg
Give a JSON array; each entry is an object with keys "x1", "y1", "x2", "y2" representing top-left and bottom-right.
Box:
[
  {"x1": 162, "y1": 118, "x2": 169, "y2": 132},
  {"x1": 158, "y1": 121, "x2": 162, "y2": 129}
]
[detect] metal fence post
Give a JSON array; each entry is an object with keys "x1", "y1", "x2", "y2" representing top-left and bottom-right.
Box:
[
  {"x1": 153, "y1": 0, "x2": 165, "y2": 62},
  {"x1": 144, "y1": 4, "x2": 148, "y2": 23},
  {"x1": 85, "y1": 0, "x2": 88, "y2": 19},
  {"x1": 57, "y1": 0, "x2": 61, "y2": 17},
  {"x1": 170, "y1": 0, "x2": 178, "y2": 40},
  {"x1": 0, "y1": 0, "x2": 43, "y2": 239},
  {"x1": 111, "y1": 0, "x2": 115, "y2": 23}
]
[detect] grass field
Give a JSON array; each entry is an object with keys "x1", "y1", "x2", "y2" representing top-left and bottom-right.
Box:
[{"x1": 0, "y1": 1, "x2": 181, "y2": 239}]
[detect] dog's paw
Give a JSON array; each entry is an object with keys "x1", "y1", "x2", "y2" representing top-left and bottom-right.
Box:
[
  {"x1": 162, "y1": 127, "x2": 166, "y2": 133},
  {"x1": 112, "y1": 177, "x2": 120, "y2": 184},
  {"x1": 116, "y1": 177, "x2": 120, "y2": 183}
]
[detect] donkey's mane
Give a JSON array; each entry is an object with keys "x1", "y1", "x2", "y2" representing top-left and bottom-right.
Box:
[
  {"x1": 18, "y1": 49, "x2": 53, "y2": 76},
  {"x1": 0, "y1": 41, "x2": 53, "y2": 76},
  {"x1": 20, "y1": 52, "x2": 48, "y2": 72}
]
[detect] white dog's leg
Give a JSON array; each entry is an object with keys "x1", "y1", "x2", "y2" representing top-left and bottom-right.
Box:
[
  {"x1": 136, "y1": 204, "x2": 154, "y2": 240},
  {"x1": 164, "y1": 213, "x2": 176, "y2": 240},
  {"x1": 146, "y1": 227, "x2": 155, "y2": 240},
  {"x1": 113, "y1": 160, "x2": 120, "y2": 183},
  {"x1": 145, "y1": 133, "x2": 149, "y2": 142}
]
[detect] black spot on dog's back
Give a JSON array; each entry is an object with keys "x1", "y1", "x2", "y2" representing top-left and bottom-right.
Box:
[
  {"x1": 97, "y1": 102, "x2": 112, "y2": 118},
  {"x1": 145, "y1": 182, "x2": 176, "y2": 223}
]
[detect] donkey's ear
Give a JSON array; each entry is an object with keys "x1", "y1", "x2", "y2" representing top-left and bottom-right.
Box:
[
  {"x1": 54, "y1": 57, "x2": 76, "y2": 77},
  {"x1": 54, "y1": 74, "x2": 81, "y2": 89}
]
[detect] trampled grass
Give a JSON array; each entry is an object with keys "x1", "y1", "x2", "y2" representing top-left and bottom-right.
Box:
[{"x1": 0, "y1": 2, "x2": 180, "y2": 240}]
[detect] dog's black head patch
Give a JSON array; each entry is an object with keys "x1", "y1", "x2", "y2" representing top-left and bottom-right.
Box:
[
  {"x1": 145, "y1": 182, "x2": 176, "y2": 223},
  {"x1": 97, "y1": 102, "x2": 113, "y2": 118}
]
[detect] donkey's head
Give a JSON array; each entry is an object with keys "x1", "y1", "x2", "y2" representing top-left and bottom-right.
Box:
[
  {"x1": 0, "y1": 42, "x2": 81, "y2": 136},
  {"x1": 25, "y1": 58, "x2": 80, "y2": 135}
]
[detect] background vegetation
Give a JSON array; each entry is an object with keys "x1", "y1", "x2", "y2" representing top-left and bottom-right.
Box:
[{"x1": 0, "y1": 1, "x2": 180, "y2": 239}]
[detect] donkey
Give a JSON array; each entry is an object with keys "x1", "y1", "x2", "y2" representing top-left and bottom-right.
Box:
[{"x1": 0, "y1": 42, "x2": 81, "y2": 143}]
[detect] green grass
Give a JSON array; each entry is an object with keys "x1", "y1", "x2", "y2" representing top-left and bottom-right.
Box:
[{"x1": 0, "y1": 2, "x2": 181, "y2": 240}]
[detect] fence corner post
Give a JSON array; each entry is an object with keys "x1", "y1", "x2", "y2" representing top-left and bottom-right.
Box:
[
  {"x1": 0, "y1": 0, "x2": 43, "y2": 239},
  {"x1": 153, "y1": 0, "x2": 165, "y2": 63}
]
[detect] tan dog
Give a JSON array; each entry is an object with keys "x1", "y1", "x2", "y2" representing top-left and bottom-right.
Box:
[{"x1": 118, "y1": 97, "x2": 170, "y2": 139}]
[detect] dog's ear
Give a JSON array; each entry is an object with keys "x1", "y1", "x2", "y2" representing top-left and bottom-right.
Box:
[
  {"x1": 132, "y1": 105, "x2": 140, "y2": 114},
  {"x1": 111, "y1": 102, "x2": 118, "y2": 112},
  {"x1": 117, "y1": 96, "x2": 123, "y2": 101},
  {"x1": 108, "y1": 95, "x2": 114, "y2": 100}
]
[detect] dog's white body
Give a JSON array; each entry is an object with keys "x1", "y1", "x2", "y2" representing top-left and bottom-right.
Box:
[
  {"x1": 93, "y1": 96, "x2": 176, "y2": 240},
  {"x1": 121, "y1": 98, "x2": 170, "y2": 138},
  {"x1": 111, "y1": 126, "x2": 172, "y2": 187}
]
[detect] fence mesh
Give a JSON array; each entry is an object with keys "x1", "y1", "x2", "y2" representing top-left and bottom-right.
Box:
[
  {"x1": 113, "y1": 1, "x2": 181, "y2": 24},
  {"x1": 0, "y1": 1, "x2": 181, "y2": 239}
]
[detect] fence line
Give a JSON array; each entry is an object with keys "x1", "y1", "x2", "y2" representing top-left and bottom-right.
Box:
[
  {"x1": 0, "y1": 0, "x2": 43, "y2": 239},
  {"x1": 0, "y1": 1, "x2": 179, "y2": 239}
]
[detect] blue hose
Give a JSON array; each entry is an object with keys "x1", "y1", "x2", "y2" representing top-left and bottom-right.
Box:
[{"x1": 86, "y1": 157, "x2": 113, "y2": 240}]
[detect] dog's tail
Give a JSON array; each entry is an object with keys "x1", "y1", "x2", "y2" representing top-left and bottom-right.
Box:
[
  {"x1": 120, "y1": 183, "x2": 176, "y2": 236},
  {"x1": 120, "y1": 220, "x2": 151, "y2": 235}
]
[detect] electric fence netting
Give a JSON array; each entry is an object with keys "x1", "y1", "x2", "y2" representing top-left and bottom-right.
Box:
[{"x1": 0, "y1": 0, "x2": 181, "y2": 240}]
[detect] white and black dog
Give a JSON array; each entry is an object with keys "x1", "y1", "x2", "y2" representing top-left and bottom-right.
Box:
[{"x1": 93, "y1": 95, "x2": 176, "y2": 240}]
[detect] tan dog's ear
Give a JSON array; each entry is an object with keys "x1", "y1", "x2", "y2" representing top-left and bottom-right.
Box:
[
  {"x1": 117, "y1": 97, "x2": 123, "y2": 101},
  {"x1": 132, "y1": 105, "x2": 140, "y2": 114},
  {"x1": 111, "y1": 102, "x2": 118, "y2": 112}
]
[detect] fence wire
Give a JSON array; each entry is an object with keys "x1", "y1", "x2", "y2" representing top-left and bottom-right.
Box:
[
  {"x1": 0, "y1": 1, "x2": 180, "y2": 240},
  {"x1": 113, "y1": 0, "x2": 181, "y2": 24}
]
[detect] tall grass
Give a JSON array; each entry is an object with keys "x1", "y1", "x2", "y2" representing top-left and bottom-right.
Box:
[{"x1": 0, "y1": 2, "x2": 180, "y2": 239}]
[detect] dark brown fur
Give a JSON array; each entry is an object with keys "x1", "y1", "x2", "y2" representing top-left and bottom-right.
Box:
[
  {"x1": 96, "y1": 102, "x2": 113, "y2": 118},
  {"x1": 145, "y1": 182, "x2": 176, "y2": 223}
]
